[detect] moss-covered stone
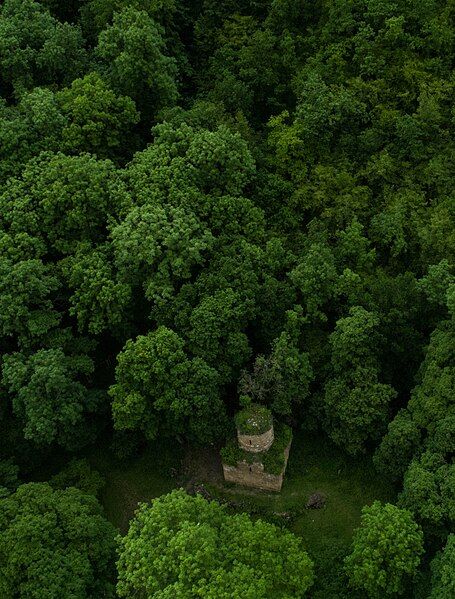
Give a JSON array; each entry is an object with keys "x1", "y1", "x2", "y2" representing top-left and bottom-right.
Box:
[
  {"x1": 221, "y1": 423, "x2": 292, "y2": 475},
  {"x1": 234, "y1": 403, "x2": 273, "y2": 435}
]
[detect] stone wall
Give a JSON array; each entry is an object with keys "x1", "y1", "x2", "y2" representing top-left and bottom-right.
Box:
[
  {"x1": 222, "y1": 441, "x2": 291, "y2": 492},
  {"x1": 237, "y1": 425, "x2": 274, "y2": 453}
]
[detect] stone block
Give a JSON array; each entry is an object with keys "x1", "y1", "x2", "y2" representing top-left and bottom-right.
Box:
[
  {"x1": 222, "y1": 441, "x2": 291, "y2": 492},
  {"x1": 237, "y1": 426, "x2": 274, "y2": 453}
]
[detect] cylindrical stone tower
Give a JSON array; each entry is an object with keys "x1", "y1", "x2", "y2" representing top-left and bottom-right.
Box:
[{"x1": 235, "y1": 404, "x2": 274, "y2": 453}]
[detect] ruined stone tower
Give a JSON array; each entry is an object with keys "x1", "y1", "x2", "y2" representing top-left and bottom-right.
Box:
[
  {"x1": 237, "y1": 417, "x2": 274, "y2": 453},
  {"x1": 221, "y1": 403, "x2": 292, "y2": 492}
]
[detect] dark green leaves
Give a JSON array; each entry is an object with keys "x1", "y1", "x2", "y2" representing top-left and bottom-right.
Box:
[
  {"x1": 110, "y1": 327, "x2": 225, "y2": 443},
  {"x1": 2, "y1": 348, "x2": 95, "y2": 447},
  {"x1": 0, "y1": 483, "x2": 116, "y2": 598}
]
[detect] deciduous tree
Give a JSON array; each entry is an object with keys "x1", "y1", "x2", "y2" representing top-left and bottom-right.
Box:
[
  {"x1": 345, "y1": 501, "x2": 424, "y2": 598},
  {"x1": 95, "y1": 7, "x2": 178, "y2": 118},
  {"x1": 117, "y1": 489, "x2": 314, "y2": 598},
  {"x1": 0, "y1": 0, "x2": 87, "y2": 96},
  {"x1": 56, "y1": 72, "x2": 140, "y2": 159},
  {"x1": 429, "y1": 534, "x2": 455, "y2": 599},
  {"x1": 110, "y1": 327, "x2": 225, "y2": 443},
  {"x1": 0, "y1": 483, "x2": 116, "y2": 598},
  {"x1": 0, "y1": 152, "x2": 125, "y2": 255},
  {"x1": 2, "y1": 347, "x2": 98, "y2": 448}
]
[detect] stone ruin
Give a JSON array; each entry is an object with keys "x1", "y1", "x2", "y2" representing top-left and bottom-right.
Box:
[
  {"x1": 237, "y1": 425, "x2": 274, "y2": 453},
  {"x1": 221, "y1": 405, "x2": 292, "y2": 492}
]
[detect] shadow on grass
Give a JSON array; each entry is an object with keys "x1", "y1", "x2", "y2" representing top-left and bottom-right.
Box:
[{"x1": 86, "y1": 439, "x2": 182, "y2": 533}]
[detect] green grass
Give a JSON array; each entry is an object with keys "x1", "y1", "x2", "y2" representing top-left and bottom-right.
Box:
[
  {"x1": 80, "y1": 429, "x2": 396, "y2": 551},
  {"x1": 86, "y1": 441, "x2": 180, "y2": 533},
  {"x1": 208, "y1": 431, "x2": 396, "y2": 552},
  {"x1": 288, "y1": 433, "x2": 396, "y2": 549},
  {"x1": 31, "y1": 430, "x2": 396, "y2": 598}
]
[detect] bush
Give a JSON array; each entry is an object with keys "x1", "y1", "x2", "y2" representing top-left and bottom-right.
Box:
[{"x1": 50, "y1": 459, "x2": 105, "y2": 497}]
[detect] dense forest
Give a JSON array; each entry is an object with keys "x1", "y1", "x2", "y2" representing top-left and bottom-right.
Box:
[{"x1": 0, "y1": 0, "x2": 454, "y2": 597}]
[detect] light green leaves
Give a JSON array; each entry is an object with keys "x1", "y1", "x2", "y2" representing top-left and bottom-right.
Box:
[
  {"x1": 345, "y1": 501, "x2": 424, "y2": 597},
  {"x1": 117, "y1": 489, "x2": 314, "y2": 598},
  {"x1": 0, "y1": 483, "x2": 116, "y2": 599},
  {"x1": 109, "y1": 327, "x2": 225, "y2": 443}
]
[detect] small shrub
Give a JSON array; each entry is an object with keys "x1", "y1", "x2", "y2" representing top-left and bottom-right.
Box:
[{"x1": 50, "y1": 459, "x2": 105, "y2": 497}]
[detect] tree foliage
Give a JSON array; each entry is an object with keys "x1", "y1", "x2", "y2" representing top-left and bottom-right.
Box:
[
  {"x1": 345, "y1": 501, "x2": 424, "y2": 597},
  {"x1": 2, "y1": 347, "x2": 99, "y2": 448},
  {"x1": 56, "y1": 72, "x2": 140, "y2": 158},
  {"x1": 0, "y1": 0, "x2": 454, "y2": 593},
  {"x1": 323, "y1": 307, "x2": 397, "y2": 454},
  {"x1": 0, "y1": 482, "x2": 116, "y2": 598},
  {"x1": 0, "y1": 151, "x2": 125, "y2": 255},
  {"x1": 117, "y1": 489, "x2": 314, "y2": 598},
  {"x1": 110, "y1": 327, "x2": 225, "y2": 443},
  {"x1": 95, "y1": 7, "x2": 178, "y2": 118},
  {"x1": 0, "y1": 0, "x2": 87, "y2": 97},
  {"x1": 239, "y1": 330, "x2": 313, "y2": 415},
  {"x1": 429, "y1": 534, "x2": 455, "y2": 599}
]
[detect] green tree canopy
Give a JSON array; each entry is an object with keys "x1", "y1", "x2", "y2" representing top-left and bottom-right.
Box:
[
  {"x1": 345, "y1": 501, "x2": 424, "y2": 598},
  {"x1": 109, "y1": 326, "x2": 225, "y2": 443},
  {"x1": 289, "y1": 242, "x2": 338, "y2": 321},
  {"x1": 323, "y1": 307, "x2": 397, "y2": 454},
  {"x1": 0, "y1": 88, "x2": 65, "y2": 182},
  {"x1": 373, "y1": 409, "x2": 421, "y2": 481},
  {"x1": 0, "y1": 459, "x2": 20, "y2": 498},
  {"x1": 56, "y1": 72, "x2": 140, "y2": 159},
  {"x1": 63, "y1": 243, "x2": 132, "y2": 336},
  {"x1": 117, "y1": 489, "x2": 314, "y2": 598},
  {"x1": 0, "y1": 151, "x2": 126, "y2": 255},
  {"x1": 398, "y1": 450, "x2": 455, "y2": 539},
  {"x1": 0, "y1": 0, "x2": 87, "y2": 97},
  {"x1": 2, "y1": 347, "x2": 99, "y2": 448},
  {"x1": 239, "y1": 330, "x2": 313, "y2": 416},
  {"x1": 111, "y1": 202, "x2": 214, "y2": 305},
  {"x1": 429, "y1": 534, "x2": 455, "y2": 599},
  {"x1": 202, "y1": 15, "x2": 297, "y2": 122},
  {"x1": 95, "y1": 7, "x2": 178, "y2": 118},
  {"x1": 0, "y1": 482, "x2": 116, "y2": 598},
  {"x1": 49, "y1": 458, "x2": 105, "y2": 498},
  {"x1": 375, "y1": 271, "x2": 455, "y2": 479},
  {"x1": 0, "y1": 256, "x2": 60, "y2": 347},
  {"x1": 125, "y1": 121, "x2": 256, "y2": 201}
]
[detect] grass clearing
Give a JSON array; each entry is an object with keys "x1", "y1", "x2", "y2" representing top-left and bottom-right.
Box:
[
  {"x1": 208, "y1": 431, "x2": 396, "y2": 552},
  {"x1": 82, "y1": 429, "x2": 396, "y2": 553},
  {"x1": 86, "y1": 440, "x2": 181, "y2": 532}
]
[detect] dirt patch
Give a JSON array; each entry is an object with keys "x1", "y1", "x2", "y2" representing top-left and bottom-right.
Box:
[{"x1": 180, "y1": 444, "x2": 224, "y2": 488}]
